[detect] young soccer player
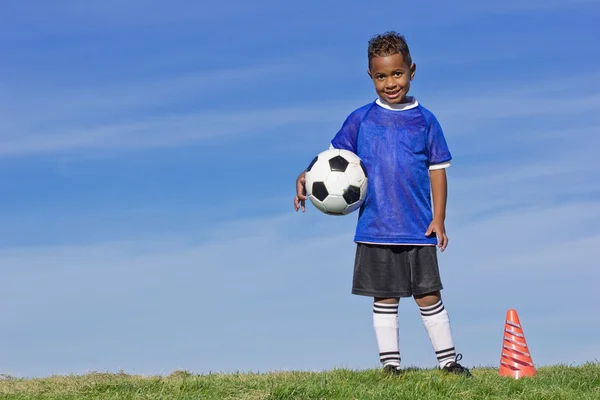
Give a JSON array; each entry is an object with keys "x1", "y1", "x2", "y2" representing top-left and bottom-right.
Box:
[{"x1": 293, "y1": 32, "x2": 470, "y2": 376}]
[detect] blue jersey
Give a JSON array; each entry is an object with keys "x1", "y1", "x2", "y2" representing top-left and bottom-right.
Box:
[{"x1": 331, "y1": 97, "x2": 451, "y2": 245}]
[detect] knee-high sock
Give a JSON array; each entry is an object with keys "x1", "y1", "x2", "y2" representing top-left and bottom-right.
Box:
[
  {"x1": 373, "y1": 301, "x2": 400, "y2": 367},
  {"x1": 419, "y1": 300, "x2": 456, "y2": 368}
]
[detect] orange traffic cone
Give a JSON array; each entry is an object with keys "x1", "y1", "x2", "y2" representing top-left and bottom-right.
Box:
[{"x1": 499, "y1": 309, "x2": 536, "y2": 379}]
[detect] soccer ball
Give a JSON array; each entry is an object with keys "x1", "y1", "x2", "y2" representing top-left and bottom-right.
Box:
[{"x1": 305, "y1": 148, "x2": 368, "y2": 215}]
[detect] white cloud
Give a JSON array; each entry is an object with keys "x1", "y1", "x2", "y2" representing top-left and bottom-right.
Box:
[
  {"x1": 1, "y1": 190, "x2": 598, "y2": 376},
  {"x1": 0, "y1": 211, "x2": 359, "y2": 376},
  {"x1": 419, "y1": 0, "x2": 600, "y2": 23},
  {"x1": 426, "y1": 72, "x2": 600, "y2": 135},
  {"x1": 1, "y1": 0, "x2": 598, "y2": 378},
  {"x1": 448, "y1": 151, "x2": 600, "y2": 222},
  {"x1": 439, "y1": 93, "x2": 600, "y2": 128},
  {"x1": 1, "y1": 1, "x2": 267, "y2": 33},
  {"x1": 1, "y1": 62, "x2": 299, "y2": 124},
  {"x1": 0, "y1": 101, "x2": 354, "y2": 157},
  {"x1": 2, "y1": 68, "x2": 599, "y2": 158},
  {"x1": 4, "y1": 0, "x2": 596, "y2": 37},
  {"x1": 0, "y1": 53, "x2": 358, "y2": 157},
  {"x1": 470, "y1": 0, "x2": 599, "y2": 13}
]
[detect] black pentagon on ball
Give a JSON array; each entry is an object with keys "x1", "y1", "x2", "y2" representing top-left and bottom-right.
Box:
[
  {"x1": 360, "y1": 160, "x2": 368, "y2": 178},
  {"x1": 329, "y1": 155, "x2": 349, "y2": 172},
  {"x1": 343, "y1": 185, "x2": 361, "y2": 204},
  {"x1": 306, "y1": 156, "x2": 318, "y2": 172},
  {"x1": 312, "y1": 181, "x2": 328, "y2": 201}
]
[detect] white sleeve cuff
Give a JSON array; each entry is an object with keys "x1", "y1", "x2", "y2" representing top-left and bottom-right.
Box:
[{"x1": 429, "y1": 161, "x2": 451, "y2": 170}]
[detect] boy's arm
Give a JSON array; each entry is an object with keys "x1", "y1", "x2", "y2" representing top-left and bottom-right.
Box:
[
  {"x1": 426, "y1": 168, "x2": 449, "y2": 251},
  {"x1": 294, "y1": 106, "x2": 367, "y2": 213},
  {"x1": 294, "y1": 108, "x2": 363, "y2": 213}
]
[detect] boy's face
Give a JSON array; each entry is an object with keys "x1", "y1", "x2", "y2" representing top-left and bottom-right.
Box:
[{"x1": 368, "y1": 53, "x2": 416, "y2": 104}]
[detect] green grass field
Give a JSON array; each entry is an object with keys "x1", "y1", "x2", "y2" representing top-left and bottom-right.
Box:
[{"x1": 1, "y1": 363, "x2": 598, "y2": 400}]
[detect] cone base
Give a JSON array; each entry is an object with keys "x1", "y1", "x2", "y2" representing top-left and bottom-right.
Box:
[{"x1": 499, "y1": 367, "x2": 536, "y2": 379}]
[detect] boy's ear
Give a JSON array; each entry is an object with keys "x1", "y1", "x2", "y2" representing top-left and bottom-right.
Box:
[
  {"x1": 367, "y1": 69, "x2": 373, "y2": 79},
  {"x1": 410, "y1": 63, "x2": 417, "y2": 80}
]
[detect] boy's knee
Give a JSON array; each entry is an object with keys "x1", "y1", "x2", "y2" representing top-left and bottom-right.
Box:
[
  {"x1": 374, "y1": 297, "x2": 399, "y2": 304},
  {"x1": 413, "y1": 291, "x2": 441, "y2": 308}
]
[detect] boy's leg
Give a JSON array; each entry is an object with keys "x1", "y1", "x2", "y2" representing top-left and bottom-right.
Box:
[
  {"x1": 415, "y1": 291, "x2": 470, "y2": 375},
  {"x1": 410, "y1": 246, "x2": 470, "y2": 375},
  {"x1": 373, "y1": 296, "x2": 401, "y2": 371},
  {"x1": 414, "y1": 291, "x2": 456, "y2": 368}
]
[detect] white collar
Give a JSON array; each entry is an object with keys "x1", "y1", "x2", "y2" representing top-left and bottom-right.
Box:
[{"x1": 375, "y1": 96, "x2": 419, "y2": 111}]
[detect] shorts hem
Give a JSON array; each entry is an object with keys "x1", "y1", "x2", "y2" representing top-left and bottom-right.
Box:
[
  {"x1": 351, "y1": 288, "x2": 413, "y2": 298},
  {"x1": 351, "y1": 285, "x2": 444, "y2": 298},
  {"x1": 411, "y1": 285, "x2": 444, "y2": 296}
]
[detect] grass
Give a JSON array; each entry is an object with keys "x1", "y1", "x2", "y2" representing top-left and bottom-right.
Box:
[{"x1": 0, "y1": 363, "x2": 598, "y2": 400}]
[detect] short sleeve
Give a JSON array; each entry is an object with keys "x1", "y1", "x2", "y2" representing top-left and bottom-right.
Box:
[
  {"x1": 330, "y1": 109, "x2": 363, "y2": 153},
  {"x1": 427, "y1": 115, "x2": 452, "y2": 169}
]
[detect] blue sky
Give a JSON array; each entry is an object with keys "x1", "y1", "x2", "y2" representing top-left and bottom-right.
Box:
[{"x1": 1, "y1": 0, "x2": 599, "y2": 378}]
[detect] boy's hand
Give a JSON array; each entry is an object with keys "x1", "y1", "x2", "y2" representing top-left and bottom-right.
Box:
[
  {"x1": 425, "y1": 220, "x2": 448, "y2": 252},
  {"x1": 294, "y1": 171, "x2": 307, "y2": 212}
]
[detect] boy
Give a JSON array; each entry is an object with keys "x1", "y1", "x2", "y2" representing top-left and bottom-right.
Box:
[{"x1": 293, "y1": 32, "x2": 470, "y2": 376}]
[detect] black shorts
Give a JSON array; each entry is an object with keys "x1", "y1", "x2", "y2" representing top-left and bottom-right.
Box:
[{"x1": 351, "y1": 243, "x2": 443, "y2": 298}]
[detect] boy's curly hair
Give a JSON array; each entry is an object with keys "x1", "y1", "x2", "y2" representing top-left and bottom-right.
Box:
[{"x1": 368, "y1": 31, "x2": 412, "y2": 69}]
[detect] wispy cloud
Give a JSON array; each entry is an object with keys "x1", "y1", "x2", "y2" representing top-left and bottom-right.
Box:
[
  {"x1": 4, "y1": 0, "x2": 596, "y2": 36},
  {"x1": 439, "y1": 93, "x2": 600, "y2": 127},
  {"x1": 418, "y1": 0, "x2": 600, "y2": 23},
  {"x1": 467, "y1": 0, "x2": 599, "y2": 13},
  {"x1": 0, "y1": 211, "x2": 356, "y2": 376},
  {"x1": 0, "y1": 101, "x2": 353, "y2": 157},
  {"x1": 0, "y1": 54, "x2": 355, "y2": 157},
  {"x1": 428, "y1": 72, "x2": 600, "y2": 132},
  {"x1": 1, "y1": 1, "x2": 267, "y2": 35},
  {"x1": 0, "y1": 60, "x2": 302, "y2": 130},
  {"x1": 1, "y1": 0, "x2": 598, "y2": 379},
  {"x1": 1, "y1": 59, "x2": 597, "y2": 369},
  {"x1": 2, "y1": 195, "x2": 598, "y2": 376},
  {"x1": 2, "y1": 69, "x2": 599, "y2": 158}
]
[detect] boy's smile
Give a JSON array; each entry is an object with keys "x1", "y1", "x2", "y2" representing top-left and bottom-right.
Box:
[{"x1": 368, "y1": 53, "x2": 416, "y2": 104}]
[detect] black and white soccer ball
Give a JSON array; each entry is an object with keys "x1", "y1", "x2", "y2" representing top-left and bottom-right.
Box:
[{"x1": 305, "y1": 148, "x2": 368, "y2": 215}]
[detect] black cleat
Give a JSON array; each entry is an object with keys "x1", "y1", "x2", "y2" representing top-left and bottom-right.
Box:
[
  {"x1": 442, "y1": 354, "x2": 472, "y2": 377},
  {"x1": 383, "y1": 364, "x2": 403, "y2": 375}
]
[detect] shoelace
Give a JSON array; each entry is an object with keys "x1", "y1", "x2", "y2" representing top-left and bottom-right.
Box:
[{"x1": 444, "y1": 354, "x2": 467, "y2": 370}]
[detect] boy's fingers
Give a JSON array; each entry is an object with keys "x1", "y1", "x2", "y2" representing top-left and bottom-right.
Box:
[
  {"x1": 294, "y1": 175, "x2": 308, "y2": 212},
  {"x1": 439, "y1": 233, "x2": 449, "y2": 252},
  {"x1": 425, "y1": 224, "x2": 447, "y2": 250},
  {"x1": 293, "y1": 196, "x2": 306, "y2": 212},
  {"x1": 425, "y1": 225, "x2": 433, "y2": 236}
]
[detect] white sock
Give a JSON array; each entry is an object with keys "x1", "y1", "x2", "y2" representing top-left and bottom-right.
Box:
[
  {"x1": 373, "y1": 301, "x2": 400, "y2": 367},
  {"x1": 419, "y1": 300, "x2": 456, "y2": 368}
]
